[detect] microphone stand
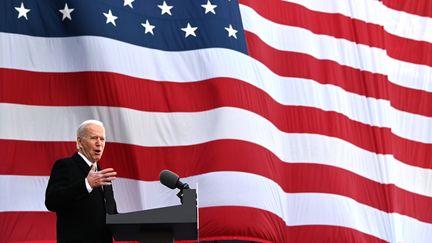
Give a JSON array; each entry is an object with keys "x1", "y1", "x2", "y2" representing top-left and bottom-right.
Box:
[{"x1": 176, "y1": 183, "x2": 190, "y2": 203}]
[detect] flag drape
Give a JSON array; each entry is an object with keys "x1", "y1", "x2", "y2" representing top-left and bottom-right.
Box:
[{"x1": 1, "y1": 0, "x2": 432, "y2": 242}]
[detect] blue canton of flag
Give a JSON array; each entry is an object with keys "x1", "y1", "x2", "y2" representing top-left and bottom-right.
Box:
[{"x1": 2, "y1": 0, "x2": 248, "y2": 53}]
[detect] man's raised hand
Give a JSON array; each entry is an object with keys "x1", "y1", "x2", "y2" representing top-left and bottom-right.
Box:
[{"x1": 87, "y1": 163, "x2": 117, "y2": 188}]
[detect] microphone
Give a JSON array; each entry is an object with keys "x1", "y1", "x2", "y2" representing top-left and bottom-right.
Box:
[{"x1": 159, "y1": 169, "x2": 190, "y2": 190}]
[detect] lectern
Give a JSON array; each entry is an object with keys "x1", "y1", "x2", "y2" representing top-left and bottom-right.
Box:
[{"x1": 106, "y1": 189, "x2": 198, "y2": 243}]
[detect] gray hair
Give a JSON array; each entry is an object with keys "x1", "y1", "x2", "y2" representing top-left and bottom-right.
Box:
[
  {"x1": 77, "y1": 119, "x2": 104, "y2": 137},
  {"x1": 76, "y1": 120, "x2": 105, "y2": 149}
]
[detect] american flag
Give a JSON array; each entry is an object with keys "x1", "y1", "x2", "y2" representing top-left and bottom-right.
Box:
[{"x1": 1, "y1": 0, "x2": 432, "y2": 242}]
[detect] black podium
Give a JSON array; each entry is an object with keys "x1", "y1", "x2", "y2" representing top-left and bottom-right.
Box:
[{"x1": 106, "y1": 189, "x2": 198, "y2": 243}]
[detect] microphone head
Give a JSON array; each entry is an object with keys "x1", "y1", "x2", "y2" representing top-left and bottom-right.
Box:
[{"x1": 159, "y1": 169, "x2": 179, "y2": 189}]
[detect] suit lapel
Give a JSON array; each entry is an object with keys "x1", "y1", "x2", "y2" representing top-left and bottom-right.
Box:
[{"x1": 72, "y1": 153, "x2": 92, "y2": 175}]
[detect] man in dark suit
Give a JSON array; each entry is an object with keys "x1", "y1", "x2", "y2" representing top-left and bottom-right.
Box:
[{"x1": 45, "y1": 120, "x2": 118, "y2": 243}]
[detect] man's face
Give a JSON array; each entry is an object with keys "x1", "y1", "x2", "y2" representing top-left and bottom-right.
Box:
[{"x1": 77, "y1": 124, "x2": 106, "y2": 162}]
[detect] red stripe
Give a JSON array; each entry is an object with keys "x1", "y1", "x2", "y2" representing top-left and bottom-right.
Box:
[
  {"x1": 198, "y1": 207, "x2": 388, "y2": 243},
  {"x1": 0, "y1": 208, "x2": 387, "y2": 243},
  {"x1": 0, "y1": 212, "x2": 56, "y2": 242},
  {"x1": 0, "y1": 140, "x2": 74, "y2": 176},
  {"x1": 385, "y1": 32, "x2": 432, "y2": 67},
  {"x1": 2, "y1": 67, "x2": 386, "y2": 107},
  {"x1": 1, "y1": 68, "x2": 392, "y2": 155},
  {"x1": 285, "y1": 225, "x2": 387, "y2": 243},
  {"x1": 244, "y1": 32, "x2": 389, "y2": 100},
  {"x1": 2, "y1": 139, "x2": 431, "y2": 223},
  {"x1": 2, "y1": 68, "x2": 432, "y2": 168},
  {"x1": 389, "y1": 82, "x2": 432, "y2": 117},
  {"x1": 245, "y1": 32, "x2": 432, "y2": 118},
  {"x1": 392, "y1": 134, "x2": 432, "y2": 169},
  {"x1": 4, "y1": 51, "x2": 432, "y2": 119},
  {"x1": 241, "y1": 0, "x2": 432, "y2": 68},
  {"x1": 383, "y1": 0, "x2": 432, "y2": 18},
  {"x1": 239, "y1": 0, "x2": 385, "y2": 49}
]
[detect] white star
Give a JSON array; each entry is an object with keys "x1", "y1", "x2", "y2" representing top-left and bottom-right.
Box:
[
  {"x1": 59, "y1": 3, "x2": 74, "y2": 21},
  {"x1": 103, "y1": 9, "x2": 118, "y2": 26},
  {"x1": 201, "y1": 0, "x2": 217, "y2": 14},
  {"x1": 15, "y1": 2, "x2": 30, "y2": 20},
  {"x1": 181, "y1": 23, "x2": 198, "y2": 38},
  {"x1": 141, "y1": 20, "x2": 155, "y2": 35},
  {"x1": 225, "y1": 24, "x2": 238, "y2": 39},
  {"x1": 158, "y1": 1, "x2": 173, "y2": 16},
  {"x1": 123, "y1": 0, "x2": 134, "y2": 8}
]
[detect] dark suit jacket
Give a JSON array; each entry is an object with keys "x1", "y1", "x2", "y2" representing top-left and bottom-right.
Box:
[{"x1": 45, "y1": 153, "x2": 118, "y2": 243}]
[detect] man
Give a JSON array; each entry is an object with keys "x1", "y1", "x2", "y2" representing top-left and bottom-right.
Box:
[{"x1": 45, "y1": 120, "x2": 118, "y2": 243}]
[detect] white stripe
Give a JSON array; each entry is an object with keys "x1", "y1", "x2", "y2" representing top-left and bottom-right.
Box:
[
  {"x1": 387, "y1": 57, "x2": 432, "y2": 93},
  {"x1": 280, "y1": 0, "x2": 432, "y2": 44},
  {"x1": 281, "y1": 0, "x2": 384, "y2": 26},
  {"x1": 1, "y1": 173, "x2": 431, "y2": 242},
  {"x1": 240, "y1": 4, "x2": 388, "y2": 75},
  {"x1": 2, "y1": 33, "x2": 432, "y2": 138},
  {"x1": 0, "y1": 33, "x2": 391, "y2": 128},
  {"x1": 0, "y1": 175, "x2": 49, "y2": 212},
  {"x1": 384, "y1": 6, "x2": 432, "y2": 43},
  {"x1": 0, "y1": 175, "x2": 177, "y2": 212},
  {"x1": 240, "y1": 4, "x2": 432, "y2": 93},
  {"x1": 1, "y1": 104, "x2": 431, "y2": 197}
]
